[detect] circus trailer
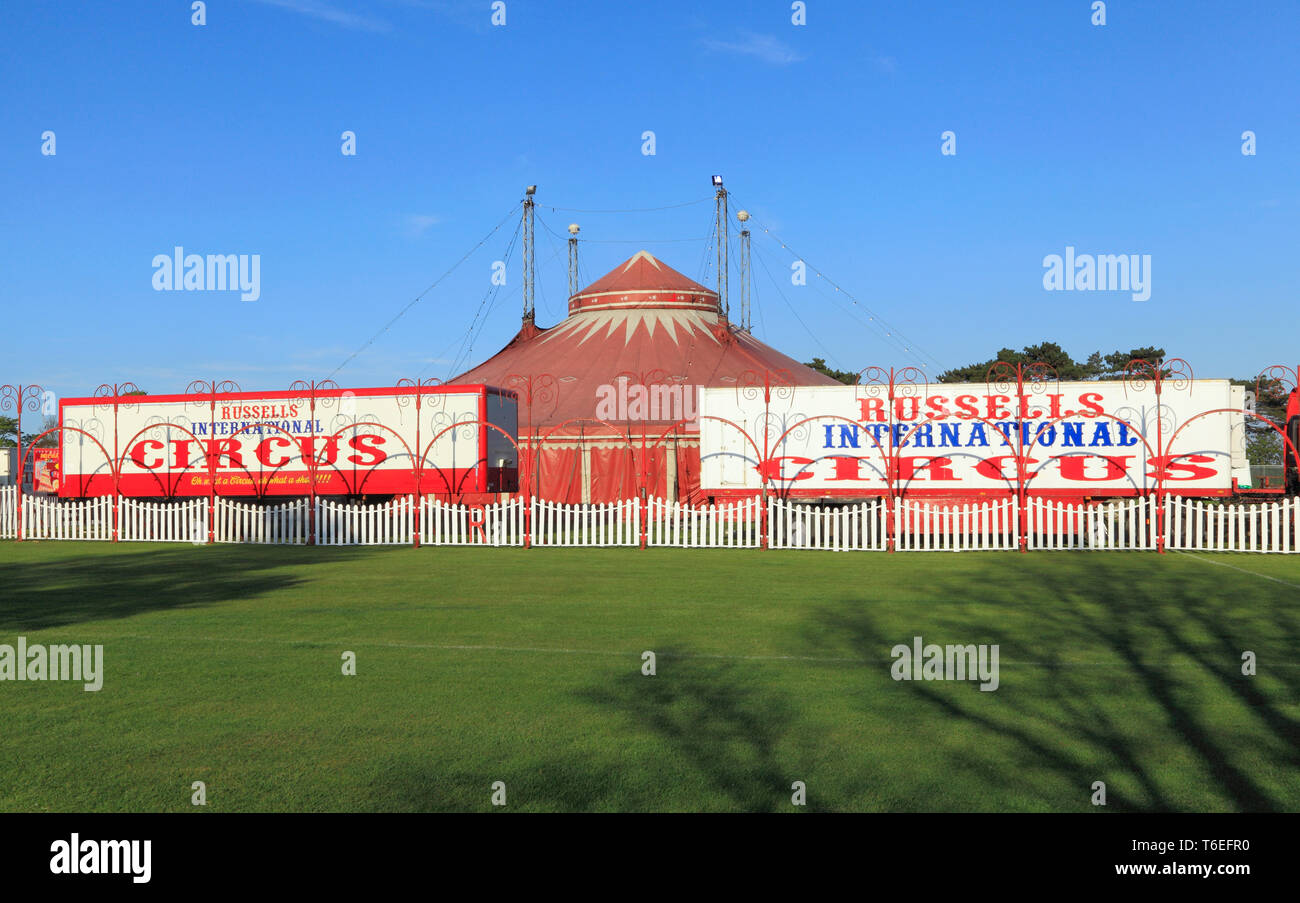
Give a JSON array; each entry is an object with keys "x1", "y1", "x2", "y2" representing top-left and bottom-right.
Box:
[
  {"x1": 699, "y1": 380, "x2": 1251, "y2": 500},
  {"x1": 56, "y1": 385, "x2": 518, "y2": 499}
]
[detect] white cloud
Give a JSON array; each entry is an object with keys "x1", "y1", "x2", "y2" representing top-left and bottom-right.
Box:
[
  {"x1": 702, "y1": 32, "x2": 804, "y2": 65},
  {"x1": 404, "y1": 213, "x2": 443, "y2": 237},
  {"x1": 248, "y1": 0, "x2": 392, "y2": 33}
]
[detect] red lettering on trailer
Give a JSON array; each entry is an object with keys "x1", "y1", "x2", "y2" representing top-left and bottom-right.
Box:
[
  {"x1": 171, "y1": 438, "x2": 197, "y2": 469},
  {"x1": 894, "y1": 396, "x2": 920, "y2": 421},
  {"x1": 757, "y1": 456, "x2": 816, "y2": 481},
  {"x1": 1079, "y1": 393, "x2": 1105, "y2": 416},
  {"x1": 297, "y1": 436, "x2": 339, "y2": 466},
  {"x1": 1057, "y1": 455, "x2": 1134, "y2": 481},
  {"x1": 913, "y1": 456, "x2": 958, "y2": 481},
  {"x1": 858, "y1": 397, "x2": 885, "y2": 422},
  {"x1": 345, "y1": 434, "x2": 385, "y2": 467},
  {"x1": 975, "y1": 455, "x2": 1034, "y2": 480},
  {"x1": 205, "y1": 439, "x2": 243, "y2": 467},
  {"x1": 256, "y1": 436, "x2": 293, "y2": 467},
  {"x1": 828, "y1": 456, "x2": 872, "y2": 481},
  {"x1": 891, "y1": 455, "x2": 959, "y2": 482},
  {"x1": 986, "y1": 395, "x2": 1012, "y2": 420},
  {"x1": 130, "y1": 440, "x2": 164, "y2": 469},
  {"x1": 1149, "y1": 454, "x2": 1218, "y2": 481}
]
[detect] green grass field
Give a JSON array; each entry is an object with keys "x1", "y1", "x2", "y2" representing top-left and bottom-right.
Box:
[{"x1": 1, "y1": 541, "x2": 1297, "y2": 812}]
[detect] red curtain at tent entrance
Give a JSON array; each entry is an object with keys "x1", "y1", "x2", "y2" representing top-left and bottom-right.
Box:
[
  {"x1": 675, "y1": 443, "x2": 701, "y2": 501},
  {"x1": 521, "y1": 437, "x2": 700, "y2": 503},
  {"x1": 588, "y1": 446, "x2": 642, "y2": 502},
  {"x1": 640, "y1": 447, "x2": 668, "y2": 499},
  {"x1": 536, "y1": 444, "x2": 584, "y2": 504},
  {"x1": 588, "y1": 443, "x2": 695, "y2": 502}
]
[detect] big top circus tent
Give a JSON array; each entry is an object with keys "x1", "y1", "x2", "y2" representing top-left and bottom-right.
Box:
[{"x1": 452, "y1": 248, "x2": 840, "y2": 504}]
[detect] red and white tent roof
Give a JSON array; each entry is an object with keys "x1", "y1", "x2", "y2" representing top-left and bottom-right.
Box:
[
  {"x1": 568, "y1": 249, "x2": 719, "y2": 314},
  {"x1": 452, "y1": 250, "x2": 840, "y2": 434}
]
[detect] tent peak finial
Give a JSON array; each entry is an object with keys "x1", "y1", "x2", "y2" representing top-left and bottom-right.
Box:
[{"x1": 622, "y1": 250, "x2": 662, "y2": 271}]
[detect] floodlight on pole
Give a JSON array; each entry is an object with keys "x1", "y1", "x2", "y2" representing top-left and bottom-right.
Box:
[
  {"x1": 713, "y1": 178, "x2": 728, "y2": 318},
  {"x1": 567, "y1": 224, "x2": 581, "y2": 297},
  {"x1": 522, "y1": 186, "x2": 536, "y2": 318},
  {"x1": 737, "y1": 211, "x2": 751, "y2": 332}
]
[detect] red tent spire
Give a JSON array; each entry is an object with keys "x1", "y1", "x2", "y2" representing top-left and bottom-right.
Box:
[{"x1": 568, "y1": 250, "x2": 719, "y2": 315}]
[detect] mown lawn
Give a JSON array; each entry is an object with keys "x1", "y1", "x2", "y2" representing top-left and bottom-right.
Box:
[{"x1": 0, "y1": 541, "x2": 1297, "y2": 812}]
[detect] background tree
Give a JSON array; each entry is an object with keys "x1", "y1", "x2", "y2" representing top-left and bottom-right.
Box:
[
  {"x1": 2, "y1": 414, "x2": 61, "y2": 448},
  {"x1": 935, "y1": 342, "x2": 1168, "y2": 383},
  {"x1": 933, "y1": 343, "x2": 1291, "y2": 466},
  {"x1": 803, "y1": 358, "x2": 859, "y2": 385},
  {"x1": 1246, "y1": 431, "x2": 1282, "y2": 467},
  {"x1": 1234, "y1": 374, "x2": 1291, "y2": 465},
  {"x1": 33, "y1": 415, "x2": 60, "y2": 448}
]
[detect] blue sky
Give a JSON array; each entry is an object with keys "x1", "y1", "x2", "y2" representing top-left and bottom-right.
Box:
[{"x1": 2, "y1": 0, "x2": 1296, "y2": 428}]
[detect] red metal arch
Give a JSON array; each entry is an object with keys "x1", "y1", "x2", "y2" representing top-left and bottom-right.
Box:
[
  {"x1": 115, "y1": 421, "x2": 214, "y2": 498},
  {"x1": 421, "y1": 417, "x2": 524, "y2": 498},
  {"x1": 19, "y1": 425, "x2": 119, "y2": 541}
]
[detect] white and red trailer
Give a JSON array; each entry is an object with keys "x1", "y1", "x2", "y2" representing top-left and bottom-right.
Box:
[
  {"x1": 56, "y1": 384, "x2": 519, "y2": 498},
  {"x1": 699, "y1": 380, "x2": 1252, "y2": 501}
]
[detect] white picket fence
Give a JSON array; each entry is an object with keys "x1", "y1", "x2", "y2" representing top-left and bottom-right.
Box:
[
  {"x1": 767, "y1": 497, "x2": 1016, "y2": 552},
  {"x1": 768, "y1": 498, "x2": 887, "y2": 551},
  {"x1": 421, "y1": 497, "x2": 526, "y2": 546},
  {"x1": 19, "y1": 494, "x2": 113, "y2": 541},
  {"x1": 316, "y1": 496, "x2": 414, "y2": 546},
  {"x1": 215, "y1": 497, "x2": 308, "y2": 545},
  {"x1": 316, "y1": 496, "x2": 533, "y2": 546},
  {"x1": 530, "y1": 498, "x2": 639, "y2": 547},
  {"x1": 648, "y1": 497, "x2": 761, "y2": 548},
  {"x1": 1026, "y1": 496, "x2": 1155, "y2": 551},
  {"x1": 1166, "y1": 495, "x2": 1300, "y2": 553},
  {"x1": 3, "y1": 489, "x2": 1300, "y2": 553},
  {"x1": 0, "y1": 486, "x2": 13, "y2": 539},
  {"x1": 122, "y1": 498, "x2": 209, "y2": 543},
  {"x1": 893, "y1": 498, "x2": 1019, "y2": 551}
]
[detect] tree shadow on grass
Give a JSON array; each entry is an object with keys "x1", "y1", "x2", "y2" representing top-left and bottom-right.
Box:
[
  {"x1": 808, "y1": 554, "x2": 1300, "y2": 812},
  {"x1": 0, "y1": 544, "x2": 372, "y2": 631},
  {"x1": 576, "y1": 647, "x2": 801, "y2": 812},
  {"x1": 369, "y1": 646, "x2": 810, "y2": 812}
]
